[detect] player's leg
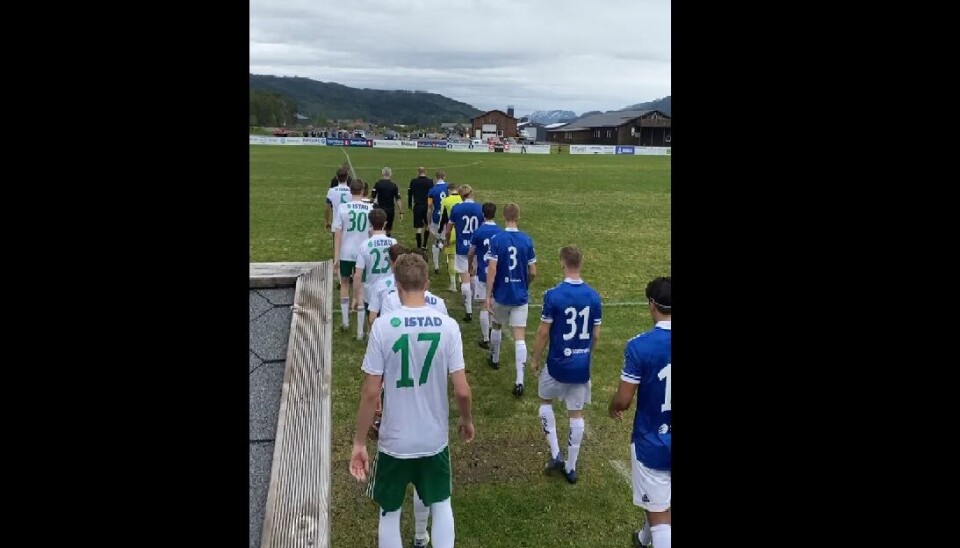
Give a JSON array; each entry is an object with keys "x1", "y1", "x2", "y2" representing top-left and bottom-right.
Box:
[
  {"x1": 537, "y1": 368, "x2": 564, "y2": 470},
  {"x1": 412, "y1": 447, "x2": 455, "y2": 548},
  {"x1": 413, "y1": 205, "x2": 425, "y2": 249},
  {"x1": 385, "y1": 208, "x2": 395, "y2": 238},
  {"x1": 456, "y1": 255, "x2": 472, "y2": 320},
  {"x1": 635, "y1": 509, "x2": 671, "y2": 548},
  {"x1": 509, "y1": 305, "x2": 529, "y2": 396},
  {"x1": 367, "y1": 450, "x2": 411, "y2": 548},
  {"x1": 430, "y1": 223, "x2": 441, "y2": 272},
  {"x1": 357, "y1": 277, "x2": 370, "y2": 340},
  {"x1": 630, "y1": 443, "x2": 671, "y2": 547},
  {"x1": 412, "y1": 488, "x2": 431, "y2": 547},
  {"x1": 445, "y1": 249, "x2": 456, "y2": 292},
  {"x1": 339, "y1": 261, "x2": 355, "y2": 330},
  {"x1": 488, "y1": 303, "x2": 505, "y2": 368},
  {"x1": 470, "y1": 274, "x2": 478, "y2": 306},
  {"x1": 475, "y1": 281, "x2": 490, "y2": 348},
  {"x1": 564, "y1": 407, "x2": 585, "y2": 484}
]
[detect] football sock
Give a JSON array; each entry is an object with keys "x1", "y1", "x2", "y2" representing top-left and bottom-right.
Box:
[
  {"x1": 651, "y1": 524, "x2": 671, "y2": 548},
  {"x1": 515, "y1": 340, "x2": 527, "y2": 385},
  {"x1": 357, "y1": 308, "x2": 366, "y2": 339},
  {"x1": 539, "y1": 404, "x2": 561, "y2": 459},
  {"x1": 429, "y1": 498, "x2": 455, "y2": 548},
  {"x1": 377, "y1": 508, "x2": 402, "y2": 548},
  {"x1": 490, "y1": 329, "x2": 502, "y2": 362},
  {"x1": 566, "y1": 417, "x2": 585, "y2": 473},
  {"x1": 432, "y1": 244, "x2": 440, "y2": 269},
  {"x1": 340, "y1": 298, "x2": 349, "y2": 327},
  {"x1": 479, "y1": 311, "x2": 490, "y2": 341},
  {"x1": 413, "y1": 489, "x2": 430, "y2": 540},
  {"x1": 462, "y1": 283, "x2": 472, "y2": 313}
]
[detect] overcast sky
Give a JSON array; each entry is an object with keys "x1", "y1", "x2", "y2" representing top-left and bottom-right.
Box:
[{"x1": 250, "y1": 0, "x2": 670, "y2": 116}]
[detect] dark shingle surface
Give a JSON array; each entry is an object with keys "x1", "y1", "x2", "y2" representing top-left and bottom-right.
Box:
[
  {"x1": 250, "y1": 307, "x2": 292, "y2": 361},
  {"x1": 250, "y1": 441, "x2": 275, "y2": 548},
  {"x1": 250, "y1": 291, "x2": 272, "y2": 321},
  {"x1": 250, "y1": 362, "x2": 285, "y2": 440},
  {"x1": 250, "y1": 351, "x2": 262, "y2": 373},
  {"x1": 257, "y1": 288, "x2": 296, "y2": 306}
]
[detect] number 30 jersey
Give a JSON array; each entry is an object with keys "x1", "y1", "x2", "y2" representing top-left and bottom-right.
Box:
[
  {"x1": 362, "y1": 306, "x2": 465, "y2": 458},
  {"x1": 620, "y1": 321, "x2": 672, "y2": 471},
  {"x1": 332, "y1": 201, "x2": 373, "y2": 261}
]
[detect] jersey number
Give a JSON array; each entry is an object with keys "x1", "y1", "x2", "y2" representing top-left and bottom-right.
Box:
[
  {"x1": 658, "y1": 363, "x2": 671, "y2": 412},
  {"x1": 508, "y1": 246, "x2": 518, "y2": 271},
  {"x1": 562, "y1": 307, "x2": 591, "y2": 340},
  {"x1": 461, "y1": 215, "x2": 479, "y2": 234},
  {"x1": 393, "y1": 332, "x2": 441, "y2": 388},
  {"x1": 371, "y1": 248, "x2": 390, "y2": 274},
  {"x1": 348, "y1": 210, "x2": 368, "y2": 231}
]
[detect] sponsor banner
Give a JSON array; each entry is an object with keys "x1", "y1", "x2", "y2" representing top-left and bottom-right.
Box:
[
  {"x1": 303, "y1": 137, "x2": 326, "y2": 145},
  {"x1": 373, "y1": 139, "x2": 402, "y2": 148},
  {"x1": 417, "y1": 139, "x2": 448, "y2": 149},
  {"x1": 569, "y1": 144, "x2": 617, "y2": 154},
  {"x1": 633, "y1": 146, "x2": 671, "y2": 155},
  {"x1": 325, "y1": 138, "x2": 373, "y2": 147},
  {"x1": 250, "y1": 135, "x2": 279, "y2": 144},
  {"x1": 616, "y1": 145, "x2": 635, "y2": 155},
  {"x1": 399, "y1": 140, "x2": 419, "y2": 148},
  {"x1": 506, "y1": 144, "x2": 551, "y2": 154},
  {"x1": 446, "y1": 142, "x2": 489, "y2": 152}
]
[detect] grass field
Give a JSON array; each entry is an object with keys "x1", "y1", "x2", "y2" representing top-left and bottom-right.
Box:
[{"x1": 250, "y1": 146, "x2": 670, "y2": 547}]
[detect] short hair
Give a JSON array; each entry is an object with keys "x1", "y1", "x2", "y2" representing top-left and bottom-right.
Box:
[
  {"x1": 388, "y1": 243, "x2": 407, "y2": 262},
  {"x1": 336, "y1": 167, "x2": 349, "y2": 181},
  {"x1": 436, "y1": 169, "x2": 446, "y2": 180},
  {"x1": 349, "y1": 179, "x2": 364, "y2": 195},
  {"x1": 369, "y1": 208, "x2": 387, "y2": 230},
  {"x1": 482, "y1": 202, "x2": 496, "y2": 219},
  {"x1": 417, "y1": 166, "x2": 426, "y2": 175},
  {"x1": 646, "y1": 276, "x2": 672, "y2": 314},
  {"x1": 459, "y1": 184, "x2": 472, "y2": 198},
  {"x1": 382, "y1": 167, "x2": 392, "y2": 178},
  {"x1": 394, "y1": 253, "x2": 428, "y2": 292},
  {"x1": 409, "y1": 247, "x2": 428, "y2": 262},
  {"x1": 503, "y1": 203, "x2": 520, "y2": 222},
  {"x1": 560, "y1": 245, "x2": 582, "y2": 269},
  {"x1": 448, "y1": 182, "x2": 460, "y2": 192}
]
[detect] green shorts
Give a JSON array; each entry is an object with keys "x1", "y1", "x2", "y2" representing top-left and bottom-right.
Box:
[
  {"x1": 366, "y1": 446, "x2": 451, "y2": 512},
  {"x1": 339, "y1": 260, "x2": 356, "y2": 278}
]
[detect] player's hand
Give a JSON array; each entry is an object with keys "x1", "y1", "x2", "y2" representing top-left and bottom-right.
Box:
[
  {"x1": 531, "y1": 359, "x2": 541, "y2": 376},
  {"x1": 333, "y1": 259, "x2": 340, "y2": 270},
  {"x1": 325, "y1": 223, "x2": 331, "y2": 230},
  {"x1": 458, "y1": 418, "x2": 475, "y2": 443},
  {"x1": 610, "y1": 408, "x2": 624, "y2": 421},
  {"x1": 349, "y1": 442, "x2": 370, "y2": 481},
  {"x1": 485, "y1": 298, "x2": 494, "y2": 314}
]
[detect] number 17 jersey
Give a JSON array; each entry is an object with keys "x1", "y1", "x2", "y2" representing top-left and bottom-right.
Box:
[{"x1": 362, "y1": 306, "x2": 465, "y2": 458}]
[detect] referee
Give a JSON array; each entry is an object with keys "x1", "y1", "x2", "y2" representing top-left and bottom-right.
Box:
[
  {"x1": 371, "y1": 167, "x2": 403, "y2": 238},
  {"x1": 408, "y1": 167, "x2": 434, "y2": 250}
]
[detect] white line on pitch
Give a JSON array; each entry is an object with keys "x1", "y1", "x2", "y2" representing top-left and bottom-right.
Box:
[{"x1": 609, "y1": 459, "x2": 632, "y2": 485}]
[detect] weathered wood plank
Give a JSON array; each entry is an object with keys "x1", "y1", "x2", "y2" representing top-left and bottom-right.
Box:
[
  {"x1": 250, "y1": 262, "x2": 326, "y2": 288},
  {"x1": 261, "y1": 262, "x2": 333, "y2": 548}
]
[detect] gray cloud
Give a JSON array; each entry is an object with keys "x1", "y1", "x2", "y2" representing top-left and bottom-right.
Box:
[{"x1": 250, "y1": 0, "x2": 670, "y2": 116}]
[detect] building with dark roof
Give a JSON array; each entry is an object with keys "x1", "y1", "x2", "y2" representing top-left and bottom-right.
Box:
[
  {"x1": 547, "y1": 109, "x2": 671, "y2": 146},
  {"x1": 470, "y1": 109, "x2": 518, "y2": 140}
]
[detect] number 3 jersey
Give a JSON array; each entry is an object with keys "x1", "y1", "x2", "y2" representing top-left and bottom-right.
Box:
[
  {"x1": 620, "y1": 321, "x2": 672, "y2": 471},
  {"x1": 540, "y1": 279, "x2": 603, "y2": 384},
  {"x1": 362, "y1": 305, "x2": 465, "y2": 458}
]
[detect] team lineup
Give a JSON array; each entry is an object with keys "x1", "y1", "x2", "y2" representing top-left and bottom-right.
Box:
[{"x1": 324, "y1": 164, "x2": 672, "y2": 548}]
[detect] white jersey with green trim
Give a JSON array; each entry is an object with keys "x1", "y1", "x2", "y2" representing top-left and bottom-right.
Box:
[
  {"x1": 333, "y1": 200, "x2": 373, "y2": 261},
  {"x1": 355, "y1": 234, "x2": 398, "y2": 290},
  {"x1": 380, "y1": 290, "x2": 447, "y2": 317},
  {"x1": 361, "y1": 305, "x2": 465, "y2": 458},
  {"x1": 326, "y1": 184, "x2": 351, "y2": 232}
]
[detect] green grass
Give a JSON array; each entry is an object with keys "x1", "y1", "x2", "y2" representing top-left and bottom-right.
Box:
[{"x1": 251, "y1": 145, "x2": 671, "y2": 546}]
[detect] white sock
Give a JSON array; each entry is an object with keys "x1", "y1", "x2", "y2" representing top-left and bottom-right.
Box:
[
  {"x1": 566, "y1": 417, "x2": 585, "y2": 473},
  {"x1": 638, "y1": 521, "x2": 652, "y2": 546},
  {"x1": 479, "y1": 311, "x2": 490, "y2": 341},
  {"x1": 651, "y1": 524, "x2": 671, "y2": 548},
  {"x1": 539, "y1": 404, "x2": 561, "y2": 459},
  {"x1": 471, "y1": 276, "x2": 478, "y2": 299},
  {"x1": 429, "y1": 498, "x2": 455, "y2": 548},
  {"x1": 413, "y1": 489, "x2": 430, "y2": 540},
  {"x1": 357, "y1": 309, "x2": 366, "y2": 338},
  {"x1": 448, "y1": 264, "x2": 456, "y2": 288},
  {"x1": 378, "y1": 508, "x2": 403, "y2": 548},
  {"x1": 491, "y1": 329, "x2": 502, "y2": 362},
  {"x1": 340, "y1": 298, "x2": 350, "y2": 327},
  {"x1": 432, "y1": 244, "x2": 440, "y2": 269},
  {"x1": 462, "y1": 283, "x2": 472, "y2": 313},
  {"x1": 515, "y1": 340, "x2": 527, "y2": 385}
]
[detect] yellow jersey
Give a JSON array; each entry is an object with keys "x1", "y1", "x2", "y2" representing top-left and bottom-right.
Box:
[{"x1": 439, "y1": 193, "x2": 463, "y2": 255}]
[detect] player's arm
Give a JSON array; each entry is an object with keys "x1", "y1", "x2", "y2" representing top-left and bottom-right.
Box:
[
  {"x1": 350, "y1": 372, "x2": 383, "y2": 480},
  {"x1": 333, "y1": 229, "x2": 342, "y2": 267},
  {"x1": 371, "y1": 183, "x2": 378, "y2": 201},
  {"x1": 610, "y1": 349, "x2": 640, "y2": 420},
  {"x1": 466, "y1": 244, "x2": 476, "y2": 276},
  {"x1": 485, "y1": 257, "x2": 498, "y2": 312},
  {"x1": 427, "y1": 195, "x2": 434, "y2": 219},
  {"x1": 592, "y1": 300, "x2": 602, "y2": 351},
  {"x1": 325, "y1": 200, "x2": 332, "y2": 229},
  {"x1": 408, "y1": 182, "x2": 413, "y2": 209},
  {"x1": 531, "y1": 320, "x2": 551, "y2": 374},
  {"x1": 527, "y1": 262, "x2": 537, "y2": 287},
  {"x1": 448, "y1": 329, "x2": 474, "y2": 442}
]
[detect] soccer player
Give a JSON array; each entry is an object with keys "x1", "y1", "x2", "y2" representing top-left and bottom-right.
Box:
[
  {"x1": 426, "y1": 170, "x2": 449, "y2": 272},
  {"x1": 326, "y1": 168, "x2": 352, "y2": 233},
  {"x1": 353, "y1": 209, "x2": 398, "y2": 340},
  {"x1": 367, "y1": 243, "x2": 406, "y2": 328},
  {"x1": 349, "y1": 253, "x2": 475, "y2": 548},
  {"x1": 408, "y1": 167, "x2": 434, "y2": 251},
  {"x1": 530, "y1": 245, "x2": 602, "y2": 484},
  {"x1": 467, "y1": 202, "x2": 502, "y2": 348},
  {"x1": 333, "y1": 180, "x2": 373, "y2": 332},
  {"x1": 437, "y1": 183, "x2": 462, "y2": 292},
  {"x1": 484, "y1": 203, "x2": 537, "y2": 396},
  {"x1": 371, "y1": 167, "x2": 404, "y2": 237},
  {"x1": 379, "y1": 276, "x2": 448, "y2": 317},
  {"x1": 447, "y1": 185, "x2": 483, "y2": 322},
  {"x1": 608, "y1": 277, "x2": 671, "y2": 548},
  {"x1": 329, "y1": 163, "x2": 353, "y2": 188}
]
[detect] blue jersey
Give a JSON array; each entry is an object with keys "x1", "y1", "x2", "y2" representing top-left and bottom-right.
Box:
[
  {"x1": 469, "y1": 222, "x2": 502, "y2": 283},
  {"x1": 540, "y1": 280, "x2": 602, "y2": 384},
  {"x1": 450, "y1": 201, "x2": 484, "y2": 256},
  {"x1": 621, "y1": 322, "x2": 672, "y2": 471},
  {"x1": 427, "y1": 182, "x2": 449, "y2": 224},
  {"x1": 484, "y1": 228, "x2": 536, "y2": 306}
]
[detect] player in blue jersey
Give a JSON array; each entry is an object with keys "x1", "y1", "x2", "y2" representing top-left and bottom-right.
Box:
[
  {"x1": 609, "y1": 276, "x2": 671, "y2": 548},
  {"x1": 425, "y1": 170, "x2": 449, "y2": 273},
  {"x1": 483, "y1": 203, "x2": 537, "y2": 397},
  {"x1": 530, "y1": 245, "x2": 602, "y2": 484},
  {"x1": 445, "y1": 185, "x2": 484, "y2": 322},
  {"x1": 467, "y1": 202, "x2": 502, "y2": 349}
]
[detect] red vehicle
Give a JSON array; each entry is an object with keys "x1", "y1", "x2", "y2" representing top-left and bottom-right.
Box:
[{"x1": 272, "y1": 128, "x2": 291, "y2": 137}]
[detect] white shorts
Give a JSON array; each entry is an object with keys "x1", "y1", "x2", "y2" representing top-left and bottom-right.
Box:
[
  {"x1": 631, "y1": 443, "x2": 671, "y2": 512},
  {"x1": 538, "y1": 367, "x2": 591, "y2": 410},
  {"x1": 455, "y1": 254, "x2": 469, "y2": 273},
  {"x1": 474, "y1": 281, "x2": 487, "y2": 301},
  {"x1": 492, "y1": 302, "x2": 529, "y2": 328}
]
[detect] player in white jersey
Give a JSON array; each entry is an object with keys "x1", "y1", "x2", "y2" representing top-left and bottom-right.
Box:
[
  {"x1": 353, "y1": 209, "x2": 398, "y2": 340},
  {"x1": 367, "y1": 243, "x2": 407, "y2": 328},
  {"x1": 380, "y1": 285, "x2": 448, "y2": 317},
  {"x1": 333, "y1": 180, "x2": 373, "y2": 331},
  {"x1": 350, "y1": 253, "x2": 475, "y2": 548}
]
